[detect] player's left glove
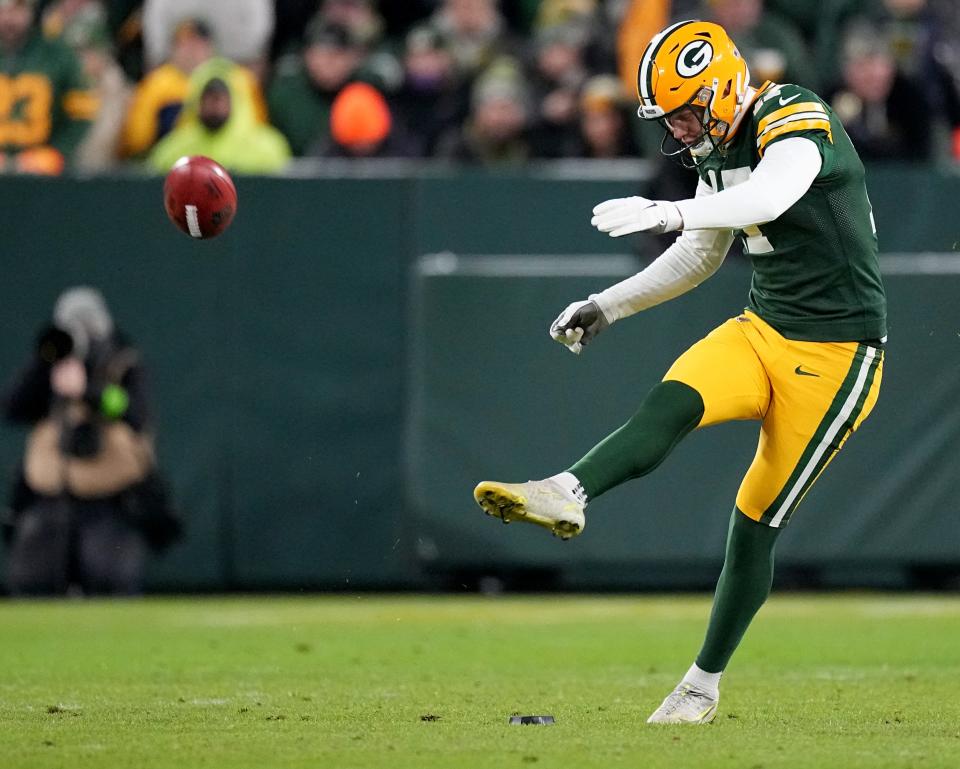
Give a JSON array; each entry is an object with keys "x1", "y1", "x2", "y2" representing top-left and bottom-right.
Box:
[
  {"x1": 591, "y1": 196, "x2": 683, "y2": 237},
  {"x1": 549, "y1": 299, "x2": 610, "y2": 355}
]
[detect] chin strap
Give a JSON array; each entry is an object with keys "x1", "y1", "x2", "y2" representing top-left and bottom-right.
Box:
[
  {"x1": 722, "y1": 84, "x2": 763, "y2": 146},
  {"x1": 705, "y1": 78, "x2": 729, "y2": 141}
]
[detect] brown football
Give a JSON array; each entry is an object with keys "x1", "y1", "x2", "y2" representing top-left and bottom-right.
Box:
[{"x1": 163, "y1": 156, "x2": 238, "y2": 239}]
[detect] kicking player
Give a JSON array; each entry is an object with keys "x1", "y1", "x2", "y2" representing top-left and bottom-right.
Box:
[{"x1": 473, "y1": 20, "x2": 886, "y2": 724}]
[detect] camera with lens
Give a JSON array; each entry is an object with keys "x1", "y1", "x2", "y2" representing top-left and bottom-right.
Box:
[
  {"x1": 37, "y1": 325, "x2": 102, "y2": 458},
  {"x1": 58, "y1": 421, "x2": 100, "y2": 458},
  {"x1": 37, "y1": 324, "x2": 75, "y2": 364}
]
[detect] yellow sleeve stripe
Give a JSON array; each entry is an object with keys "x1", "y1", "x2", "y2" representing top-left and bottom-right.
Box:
[
  {"x1": 757, "y1": 102, "x2": 825, "y2": 134},
  {"x1": 757, "y1": 112, "x2": 832, "y2": 144},
  {"x1": 758, "y1": 119, "x2": 833, "y2": 155},
  {"x1": 63, "y1": 89, "x2": 100, "y2": 121}
]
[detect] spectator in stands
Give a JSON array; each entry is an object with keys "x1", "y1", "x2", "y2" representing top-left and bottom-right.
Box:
[
  {"x1": 534, "y1": 0, "x2": 616, "y2": 74},
  {"x1": 617, "y1": 0, "x2": 669, "y2": 99},
  {"x1": 317, "y1": 81, "x2": 409, "y2": 158},
  {"x1": 121, "y1": 19, "x2": 267, "y2": 160},
  {"x1": 0, "y1": 0, "x2": 95, "y2": 175},
  {"x1": 527, "y1": 21, "x2": 590, "y2": 158},
  {"x1": 437, "y1": 57, "x2": 532, "y2": 165},
  {"x1": 269, "y1": 20, "x2": 368, "y2": 156},
  {"x1": 40, "y1": 0, "x2": 103, "y2": 40},
  {"x1": 378, "y1": 0, "x2": 435, "y2": 39},
  {"x1": 149, "y1": 57, "x2": 290, "y2": 174},
  {"x1": 860, "y1": 0, "x2": 948, "y2": 80},
  {"x1": 829, "y1": 31, "x2": 932, "y2": 161},
  {"x1": 432, "y1": 0, "x2": 514, "y2": 82},
  {"x1": 390, "y1": 24, "x2": 469, "y2": 158},
  {"x1": 762, "y1": 0, "x2": 872, "y2": 90},
  {"x1": 858, "y1": 0, "x2": 960, "y2": 160},
  {"x1": 271, "y1": 0, "x2": 389, "y2": 62},
  {"x1": 2, "y1": 287, "x2": 179, "y2": 596},
  {"x1": 703, "y1": 0, "x2": 819, "y2": 89},
  {"x1": 60, "y1": 8, "x2": 130, "y2": 171},
  {"x1": 272, "y1": 0, "x2": 322, "y2": 60},
  {"x1": 575, "y1": 73, "x2": 642, "y2": 158},
  {"x1": 534, "y1": 0, "x2": 599, "y2": 29},
  {"x1": 107, "y1": 0, "x2": 146, "y2": 81},
  {"x1": 316, "y1": 0, "x2": 385, "y2": 49},
  {"x1": 121, "y1": 19, "x2": 213, "y2": 158},
  {"x1": 313, "y1": 0, "x2": 401, "y2": 92},
  {"x1": 142, "y1": 0, "x2": 274, "y2": 79}
]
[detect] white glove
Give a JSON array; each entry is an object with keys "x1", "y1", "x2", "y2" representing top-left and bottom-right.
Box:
[
  {"x1": 591, "y1": 196, "x2": 683, "y2": 237},
  {"x1": 549, "y1": 299, "x2": 610, "y2": 355}
]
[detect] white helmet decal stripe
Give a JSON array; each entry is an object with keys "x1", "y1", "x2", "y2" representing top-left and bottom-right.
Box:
[{"x1": 638, "y1": 19, "x2": 698, "y2": 103}]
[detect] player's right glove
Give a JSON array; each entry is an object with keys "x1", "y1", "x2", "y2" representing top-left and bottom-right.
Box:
[{"x1": 549, "y1": 299, "x2": 609, "y2": 355}]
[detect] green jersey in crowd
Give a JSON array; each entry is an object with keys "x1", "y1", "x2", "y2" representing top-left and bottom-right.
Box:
[{"x1": 0, "y1": 29, "x2": 95, "y2": 163}]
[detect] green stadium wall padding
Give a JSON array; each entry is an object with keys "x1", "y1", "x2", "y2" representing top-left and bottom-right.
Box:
[
  {"x1": 405, "y1": 255, "x2": 960, "y2": 586},
  {"x1": 0, "y1": 167, "x2": 956, "y2": 590}
]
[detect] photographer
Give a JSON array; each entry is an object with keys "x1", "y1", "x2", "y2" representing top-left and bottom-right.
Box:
[{"x1": 2, "y1": 287, "x2": 179, "y2": 596}]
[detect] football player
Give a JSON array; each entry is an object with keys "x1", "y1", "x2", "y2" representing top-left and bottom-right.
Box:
[{"x1": 474, "y1": 20, "x2": 886, "y2": 724}]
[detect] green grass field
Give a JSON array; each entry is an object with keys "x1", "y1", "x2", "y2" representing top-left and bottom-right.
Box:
[{"x1": 1, "y1": 595, "x2": 959, "y2": 769}]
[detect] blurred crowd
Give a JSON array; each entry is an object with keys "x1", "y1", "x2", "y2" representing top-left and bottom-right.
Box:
[{"x1": 0, "y1": 0, "x2": 958, "y2": 175}]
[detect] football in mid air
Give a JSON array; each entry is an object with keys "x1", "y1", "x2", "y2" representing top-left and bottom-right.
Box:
[{"x1": 163, "y1": 155, "x2": 237, "y2": 239}]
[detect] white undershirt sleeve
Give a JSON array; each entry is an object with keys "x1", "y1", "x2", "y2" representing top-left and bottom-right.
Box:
[
  {"x1": 591, "y1": 179, "x2": 735, "y2": 322},
  {"x1": 674, "y1": 137, "x2": 823, "y2": 230},
  {"x1": 590, "y1": 137, "x2": 823, "y2": 323}
]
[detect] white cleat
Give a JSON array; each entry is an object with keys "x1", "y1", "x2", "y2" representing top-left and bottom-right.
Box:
[
  {"x1": 473, "y1": 479, "x2": 585, "y2": 540},
  {"x1": 646, "y1": 683, "x2": 718, "y2": 724}
]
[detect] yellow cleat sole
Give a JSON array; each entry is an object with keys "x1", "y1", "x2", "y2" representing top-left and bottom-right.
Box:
[{"x1": 473, "y1": 482, "x2": 582, "y2": 540}]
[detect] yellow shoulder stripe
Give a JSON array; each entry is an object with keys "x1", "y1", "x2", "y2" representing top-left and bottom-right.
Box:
[
  {"x1": 64, "y1": 89, "x2": 100, "y2": 121},
  {"x1": 757, "y1": 112, "x2": 832, "y2": 144},
  {"x1": 757, "y1": 102, "x2": 825, "y2": 134},
  {"x1": 758, "y1": 119, "x2": 832, "y2": 155}
]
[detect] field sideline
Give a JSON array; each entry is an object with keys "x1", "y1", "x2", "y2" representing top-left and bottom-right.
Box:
[{"x1": 1, "y1": 594, "x2": 958, "y2": 769}]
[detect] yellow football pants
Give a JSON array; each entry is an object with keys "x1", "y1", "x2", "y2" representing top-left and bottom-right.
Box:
[{"x1": 663, "y1": 311, "x2": 883, "y2": 527}]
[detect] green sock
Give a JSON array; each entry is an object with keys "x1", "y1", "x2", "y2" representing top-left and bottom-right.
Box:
[
  {"x1": 695, "y1": 509, "x2": 781, "y2": 674},
  {"x1": 567, "y1": 380, "x2": 704, "y2": 499}
]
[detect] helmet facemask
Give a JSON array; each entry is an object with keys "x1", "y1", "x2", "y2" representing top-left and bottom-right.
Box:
[{"x1": 655, "y1": 86, "x2": 728, "y2": 168}]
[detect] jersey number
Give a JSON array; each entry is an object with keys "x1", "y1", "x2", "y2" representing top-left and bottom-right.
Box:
[
  {"x1": 707, "y1": 167, "x2": 775, "y2": 255},
  {"x1": 0, "y1": 74, "x2": 53, "y2": 147}
]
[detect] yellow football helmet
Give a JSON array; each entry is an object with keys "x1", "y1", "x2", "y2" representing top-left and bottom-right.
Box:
[{"x1": 636, "y1": 20, "x2": 750, "y2": 164}]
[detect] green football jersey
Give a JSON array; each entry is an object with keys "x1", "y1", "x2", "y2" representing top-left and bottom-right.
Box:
[
  {"x1": 695, "y1": 82, "x2": 887, "y2": 343},
  {"x1": 0, "y1": 31, "x2": 94, "y2": 158}
]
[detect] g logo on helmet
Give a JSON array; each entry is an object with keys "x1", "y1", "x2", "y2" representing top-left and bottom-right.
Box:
[{"x1": 676, "y1": 40, "x2": 714, "y2": 77}]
